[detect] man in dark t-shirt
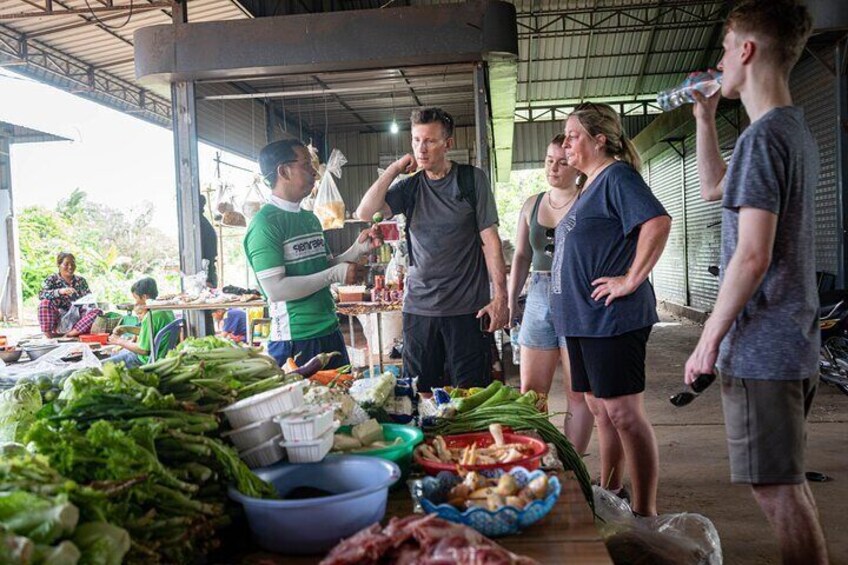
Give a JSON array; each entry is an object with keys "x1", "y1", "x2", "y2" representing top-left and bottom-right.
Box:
[{"x1": 356, "y1": 107, "x2": 507, "y2": 391}]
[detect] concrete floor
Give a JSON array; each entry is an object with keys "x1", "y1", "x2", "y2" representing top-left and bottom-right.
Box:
[{"x1": 518, "y1": 311, "x2": 848, "y2": 565}]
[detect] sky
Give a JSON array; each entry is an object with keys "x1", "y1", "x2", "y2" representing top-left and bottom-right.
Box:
[{"x1": 0, "y1": 69, "x2": 258, "y2": 236}]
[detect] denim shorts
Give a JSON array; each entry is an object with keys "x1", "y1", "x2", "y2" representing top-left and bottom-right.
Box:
[{"x1": 517, "y1": 272, "x2": 559, "y2": 350}]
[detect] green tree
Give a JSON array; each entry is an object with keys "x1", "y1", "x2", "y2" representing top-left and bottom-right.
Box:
[
  {"x1": 495, "y1": 168, "x2": 549, "y2": 245},
  {"x1": 19, "y1": 190, "x2": 180, "y2": 309}
]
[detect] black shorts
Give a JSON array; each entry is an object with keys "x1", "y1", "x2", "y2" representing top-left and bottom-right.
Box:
[
  {"x1": 565, "y1": 326, "x2": 652, "y2": 398},
  {"x1": 402, "y1": 312, "x2": 493, "y2": 392}
]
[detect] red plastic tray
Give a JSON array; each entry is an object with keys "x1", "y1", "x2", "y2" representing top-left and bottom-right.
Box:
[
  {"x1": 79, "y1": 333, "x2": 109, "y2": 345},
  {"x1": 414, "y1": 430, "x2": 548, "y2": 475}
]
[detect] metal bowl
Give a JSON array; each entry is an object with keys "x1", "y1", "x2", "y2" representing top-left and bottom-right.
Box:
[
  {"x1": 23, "y1": 344, "x2": 60, "y2": 361},
  {"x1": 0, "y1": 349, "x2": 23, "y2": 363}
]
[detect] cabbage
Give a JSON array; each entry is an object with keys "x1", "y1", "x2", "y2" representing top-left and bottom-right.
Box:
[
  {"x1": 34, "y1": 540, "x2": 81, "y2": 565},
  {"x1": 0, "y1": 491, "x2": 79, "y2": 545},
  {"x1": 0, "y1": 383, "x2": 42, "y2": 443},
  {"x1": 72, "y1": 522, "x2": 129, "y2": 565}
]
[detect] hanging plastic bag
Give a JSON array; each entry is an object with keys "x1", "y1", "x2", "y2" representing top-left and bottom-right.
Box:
[
  {"x1": 242, "y1": 178, "x2": 268, "y2": 220},
  {"x1": 215, "y1": 180, "x2": 236, "y2": 214},
  {"x1": 313, "y1": 149, "x2": 348, "y2": 230}
]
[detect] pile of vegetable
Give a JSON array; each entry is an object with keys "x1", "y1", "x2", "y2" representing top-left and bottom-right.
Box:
[
  {"x1": 443, "y1": 470, "x2": 550, "y2": 512},
  {"x1": 417, "y1": 424, "x2": 536, "y2": 466},
  {"x1": 424, "y1": 382, "x2": 594, "y2": 513},
  {"x1": 0, "y1": 337, "x2": 285, "y2": 563},
  {"x1": 142, "y1": 336, "x2": 298, "y2": 412},
  {"x1": 0, "y1": 444, "x2": 131, "y2": 564}
]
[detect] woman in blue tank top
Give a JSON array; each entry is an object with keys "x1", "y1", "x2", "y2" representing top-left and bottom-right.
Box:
[{"x1": 508, "y1": 134, "x2": 594, "y2": 457}]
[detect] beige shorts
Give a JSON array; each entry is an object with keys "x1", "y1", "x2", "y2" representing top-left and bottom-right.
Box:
[{"x1": 720, "y1": 373, "x2": 818, "y2": 485}]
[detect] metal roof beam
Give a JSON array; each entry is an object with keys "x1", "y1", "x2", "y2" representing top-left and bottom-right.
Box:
[
  {"x1": 515, "y1": 47, "x2": 713, "y2": 65},
  {"x1": 0, "y1": 23, "x2": 170, "y2": 126},
  {"x1": 397, "y1": 69, "x2": 422, "y2": 107},
  {"x1": 312, "y1": 75, "x2": 375, "y2": 133},
  {"x1": 0, "y1": 0, "x2": 169, "y2": 19},
  {"x1": 134, "y1": 1, "x2": 518, "y2": 85},
  {"x1": 632, "y1": 4, "x2": 662, "y2": 100},
  {"x1": 516, "y1": 1, "x2": 724, "y2": 38},
  {"x1": 697, "y1": 0, "x2": 734, "y2": 71}
]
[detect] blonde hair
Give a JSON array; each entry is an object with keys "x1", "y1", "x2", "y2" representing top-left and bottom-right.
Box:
[{"x1": 567, "y1": 103, "x2": 642, "y2": 172}]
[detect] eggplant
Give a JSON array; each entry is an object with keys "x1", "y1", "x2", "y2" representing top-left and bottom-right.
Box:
[{"x1": 292, "y1": 351, "x2": 340, "y2": 377}]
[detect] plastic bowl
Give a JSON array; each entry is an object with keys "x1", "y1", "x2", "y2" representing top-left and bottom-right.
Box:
[
  {"x1": 415, "y1": 467, "x2": 561, "y2": 537},
  {"x1": 228, "y1": 455, "x2": 401, "y2": 554},
  {"x1": 23, "y1": 344, "x2": 60, "y2": 361},
  {"x1": 0, "y1": 349, "x2": 23, "y2": 363},
  {"x1": 414, "y1": 431, "x2": 548, "y2": 475},
  {"x1": 220, "y1": 380, "x2": 306, "y2": 428},
  {"x1": 332, "y1": 423, "x2": 423, "y2": 480}
]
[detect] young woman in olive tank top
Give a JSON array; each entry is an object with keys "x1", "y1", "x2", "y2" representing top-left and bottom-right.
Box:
[{"x1": 507, "y1": 134, "x2": 594, "y2": 456}]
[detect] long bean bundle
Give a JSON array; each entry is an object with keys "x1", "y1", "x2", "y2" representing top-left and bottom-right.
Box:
[{"x1": 428, "y1": 403, "x2": 594, "y2": 513}]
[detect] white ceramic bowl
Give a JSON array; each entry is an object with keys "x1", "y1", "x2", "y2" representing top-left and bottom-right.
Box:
[
  {"x1": 239, "y1": 434, "x2": 286, "y2": 469},
  {"x1": 274, "y1": 404, "x2": 335, "y2": 442},
  {"x1": 221, "y1": 381, "x2": 306, "y2": 429},
  {"x1": 222, "y1": 418, "x2": 279, "y2": 452}
]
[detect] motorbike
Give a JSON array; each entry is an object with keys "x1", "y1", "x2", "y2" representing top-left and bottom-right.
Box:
[{"x1": 818, "y1": 290, "x2": 848, "y2": 395}]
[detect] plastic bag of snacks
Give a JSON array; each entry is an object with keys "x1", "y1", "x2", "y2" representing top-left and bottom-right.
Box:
[{"x1": 313, "y1": 149, "x2": 347, "y2": 230}]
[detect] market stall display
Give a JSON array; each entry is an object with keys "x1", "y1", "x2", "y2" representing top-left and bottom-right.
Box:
[{"x1": 0, "y1": 328, "x2": 608, "y2": 563}]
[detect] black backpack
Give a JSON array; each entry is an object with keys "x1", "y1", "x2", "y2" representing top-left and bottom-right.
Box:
[{"x1": 399, "y1": 163, "x2": 479, "y2": 267}]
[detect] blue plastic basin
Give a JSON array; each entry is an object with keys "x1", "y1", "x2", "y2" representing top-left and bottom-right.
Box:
[{"x1": 228, "y1": 455, "x2": 401, "y2": 554}]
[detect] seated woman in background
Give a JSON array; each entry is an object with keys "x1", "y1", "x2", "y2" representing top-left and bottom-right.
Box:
[
  {"x1": 107, "y1": 277, "x2": 175, "y2": 368},
  {"x1": 38, "y1": 252, "x2": 102, "y2": 338}
]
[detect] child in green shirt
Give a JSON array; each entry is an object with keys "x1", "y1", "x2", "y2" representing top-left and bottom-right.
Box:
[{"x1": 107, "y1": 277, "x2": 176, "y2": 367}]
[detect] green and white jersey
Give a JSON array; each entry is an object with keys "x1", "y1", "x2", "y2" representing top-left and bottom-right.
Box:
[{"x1": 244, "y1": 197, "x2": 338, "y2": 341}]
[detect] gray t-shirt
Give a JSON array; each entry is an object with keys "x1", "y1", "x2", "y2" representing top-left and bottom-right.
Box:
[
  {"x1": 551, "y1": 161, "x2": 668, "y2": 337},
  {"x1": 718, "y1": 106, "x2": 820, "y2": 381},
  {"x1": 386, "y1": 162, "x2": 499, "y2": 316}
]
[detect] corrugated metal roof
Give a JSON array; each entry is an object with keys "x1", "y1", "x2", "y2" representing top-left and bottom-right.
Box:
[
  {"x1": 0, "y1": 120, "x2": 70, "y2": 144},
  {"x1": 2, "y1": 0, "x2": 729, "y2": 157}
]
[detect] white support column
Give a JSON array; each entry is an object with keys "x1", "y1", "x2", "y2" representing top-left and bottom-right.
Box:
[{"x1": 0, "y1": 136, "x2": 22, "y2": 323}]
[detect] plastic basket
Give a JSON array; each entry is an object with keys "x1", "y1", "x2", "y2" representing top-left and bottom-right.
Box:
[
  {"x1": 91, "y1": 312, "x2": 122, "y2": 334},
  {"x1": 414, "y1": 467, "x2": 561, "y2": 537}
]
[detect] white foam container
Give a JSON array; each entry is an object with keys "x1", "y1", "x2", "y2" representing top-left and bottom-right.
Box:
[
  {"x1": 239, "y1": 434, "x2": 286, "y2": 469},
  {"x1": 221, "y1": 418, "x2": 279, "y2": 452},
  {"x1": 279, "y1": 426, "x2": 336, "y2": 463},
  {"x1": 274, "y1": 404, "x2": 335, "y2": 442},
  {"x1": 221, "y1": 381, "x2": 306, "y2": 428}
]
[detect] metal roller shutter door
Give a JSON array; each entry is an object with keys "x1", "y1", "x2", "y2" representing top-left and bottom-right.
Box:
[{"x1": 647, "y1": 147, "x2": 686, "y2": 305}]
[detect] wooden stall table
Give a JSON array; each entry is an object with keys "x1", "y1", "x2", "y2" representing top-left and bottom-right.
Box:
[
  {"x1": 146, "y1": 300, "x2": 266, "y2": 337},
  {"x1": 336, "y1": 301, "x2": 402, "y2": 373},
  {"x1": 234, "y1": 471, "x2": 611, "y2": 564}
]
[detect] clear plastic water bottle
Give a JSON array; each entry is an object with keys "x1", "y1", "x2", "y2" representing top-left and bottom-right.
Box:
[
  {"x1": 510, "y1": 320, "x2": 521, "y2": 366},
  {"x1": 657, "y1": 70, "x2": 723, "y2": 112}
]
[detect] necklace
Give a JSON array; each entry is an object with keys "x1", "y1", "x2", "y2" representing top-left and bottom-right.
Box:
[
  {"x1": 583, "y1": 159, "x2": 616, "y2": 188},
  {"x1": 547, "y1": 190, "x2": 579, "y2": 211}
]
